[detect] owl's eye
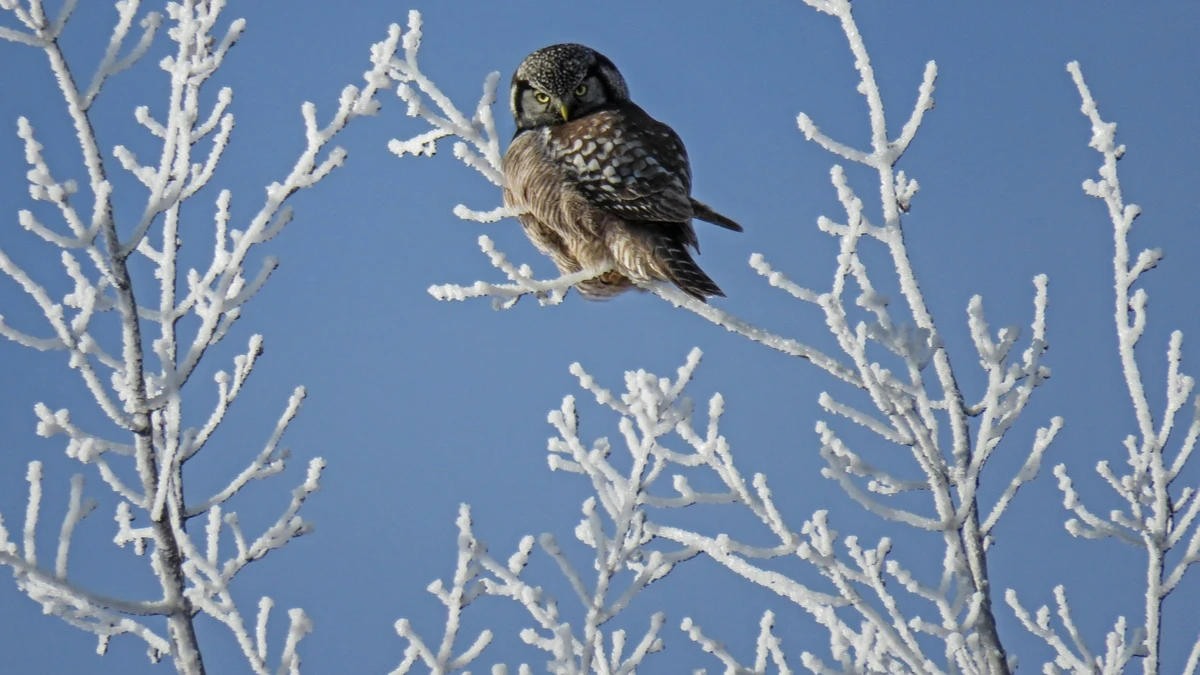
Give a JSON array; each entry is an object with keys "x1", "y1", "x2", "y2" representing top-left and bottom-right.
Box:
[
  {"x1": 575, "y1": 84, "x2": 588, "y2": 96},
  {"x1": 534, "y1": 92, "x2": 551, "y2": 104}
]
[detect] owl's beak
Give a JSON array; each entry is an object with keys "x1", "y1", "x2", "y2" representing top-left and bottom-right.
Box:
[{"x1": 558, "y1": 102, "x2": 570, "y2": 122}]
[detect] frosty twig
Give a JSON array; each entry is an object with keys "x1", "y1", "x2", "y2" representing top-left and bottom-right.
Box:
[
  {"x1": 1, "y1": 1, "x2": 401, "y2": 671},
  {"x1": 1007, "y1": 62, "x2": 1200, "y2": 675}
]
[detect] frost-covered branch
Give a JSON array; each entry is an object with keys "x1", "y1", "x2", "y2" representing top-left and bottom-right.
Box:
[
  {"x1": 428, "y1": 235, "x2": 609, "y2": 310},
  {"x1": 1012, "y1": 62, "x2": 1200, "y2": 675},
  {"x1": 570, "y1": 350, "x2": 995, "y2": 672},
  {"x1": 682, "y1": 612, "x2": 792, "y2": 674},
  {"x1": 0, "y1": 1, "x2": 401, "y2": 671},
  {"x1": 0, "y1": 462, "x2": 173, "y2": 660},
  {"x1": 404, "y1": 342, "x2": 1036, "y2": 671},
  {"x1": 396, "y1": 354, "x2": 785, "y2": 673},
  {"x1": 643, "y1": 1, "x2": 1054, "y2": 670},
  {"x1": 392, "y1": 497, "x2": 676, "y2": 675},
  {"x1": 383, "y1": 11, "x2": 508, "y2": 216},
  {"x1": 1007, "y1": 585, "x2": 1145, "y2": 674}
]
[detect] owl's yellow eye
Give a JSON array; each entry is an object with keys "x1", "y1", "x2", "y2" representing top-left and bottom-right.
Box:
[
  {"x1": 575, "y1": 84, "x2": 588, "y2": 96},
  {"x1": 535, "y1": 92, "x2": 551, "y2": 104}
]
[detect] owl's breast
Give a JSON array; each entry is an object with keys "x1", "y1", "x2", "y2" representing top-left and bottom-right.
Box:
[
  {"x1": 505, "y1": 128, "x2": 612, "y2": 235},
  {"x1": 503, "y1": 129, "x2": 570, "y2": 217}
]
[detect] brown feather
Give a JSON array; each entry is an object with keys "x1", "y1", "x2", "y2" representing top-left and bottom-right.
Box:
[
  {"x1": 690, "y1": 198, "x2": 743, "y2": 232},
  {"x1": 502, "y1": 102, "x2": 737, "y2": 301}
]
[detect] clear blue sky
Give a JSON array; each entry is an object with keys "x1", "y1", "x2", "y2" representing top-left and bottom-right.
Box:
[{"x1": 1, "y1": 1, "x2": 1198, "y2": 672}]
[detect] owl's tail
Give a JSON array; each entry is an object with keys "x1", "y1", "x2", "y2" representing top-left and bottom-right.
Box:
[
  {"x1": 690, "y1": 199, "x2": 744, "y2": 232},
  {"x1": 652, "y1": 232, "x2": 725, "y2": 302}
]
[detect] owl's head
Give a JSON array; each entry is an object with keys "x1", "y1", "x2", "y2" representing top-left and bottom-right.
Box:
[{"x1": 510, "y1": 44, "x2": 629, "y2": 131}]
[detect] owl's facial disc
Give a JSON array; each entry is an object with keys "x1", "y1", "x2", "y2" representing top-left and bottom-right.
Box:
[
  {"x1": 560, "y1": 75, "x2": 607, "y2": 120},
  {"x1": 534, "y1": 90, "x2": 569, "y2": 121}
]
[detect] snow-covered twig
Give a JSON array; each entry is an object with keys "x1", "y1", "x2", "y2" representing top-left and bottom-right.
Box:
[
  {"x1": 384, "y1": 11, "x2": 509, "y2": 214},
  {"x1": 682, "y1": 612, "x2": 793, "y2": 674},
  {"x1": 394, "y1": 352, "x2": 764, "y2": 673},
  {"x1": 1007, "y1": 586, "x2": 1144, "y2": 674},
  {"x1": 428, "y1": 235, "x2": 608, "y2": 309},
  {"x1": 541, "y1": 349, "x2": 1018, "y2": 672},
  {"x1": 393, "y1": 499, "x2": 673, "y2": 675},
  {"x1": 1014, "y1": 62, "x2": 1200, "y2": 675},
  {"x1": 0, "y1": 2, "x2": 402, "y2": 671}
]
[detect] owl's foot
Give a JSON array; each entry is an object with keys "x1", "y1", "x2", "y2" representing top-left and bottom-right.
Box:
[{"x1": 575, "y1": 270, "x2": 634, "y2": 300}]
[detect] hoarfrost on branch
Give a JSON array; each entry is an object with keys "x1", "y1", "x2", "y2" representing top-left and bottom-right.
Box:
[
  {"x1": 0, "y1": 1, "x2": 401, "y2": 673},
  {"x1": 1005, "y1": 63, "x2": 1200, "y2": 675}
]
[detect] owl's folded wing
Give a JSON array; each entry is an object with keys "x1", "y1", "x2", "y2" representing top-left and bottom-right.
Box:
[{"x1": 550, "y1": 105, "x2": 698, "y2": 226}]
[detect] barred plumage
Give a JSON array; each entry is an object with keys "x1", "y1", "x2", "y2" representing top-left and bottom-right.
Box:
[{"x1": 503, "y1": 43, "x2": 741, "y2": 301}]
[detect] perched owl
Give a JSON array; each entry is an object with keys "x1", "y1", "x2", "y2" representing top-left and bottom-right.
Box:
[{"x1": 503, "y1": 44, "x2": 742, "y2": 301}]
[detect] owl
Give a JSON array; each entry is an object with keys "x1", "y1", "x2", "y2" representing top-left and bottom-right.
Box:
[{"x1": 503, "y1": 43, "x2": 742, "y2": 301}]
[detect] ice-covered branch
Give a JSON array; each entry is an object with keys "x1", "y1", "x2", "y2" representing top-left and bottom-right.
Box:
[
  {"x1": 428, "y1": 235, "x2": 609, "y2": 309},
  {"x1": 1018, "y1": 62, "x2": 1200, "y2": 674},
  {"x1": 682, "y1": 612, "x2": 792, "y2": 674},
  {"x1": 982, "y1": 417, "x2": 1062, "y2": 537},
  {"x1": 1007, "y1": 586, "x2": 1144, "y2": 674},
  {"x1": 167, "y1": 459, "x2": 323, "y2": 675},
  {"x1": 1, "y1": 1, "x2": 405, "y2": 671},
  {"x1": 651, "y1": 284, "x2": 862, "y2": 387},
  {"x1": 551, "y1": 351, "x2": 1017, "y2": 672},
  {"x1": 397, "y1": 353, "x2": 772, "y2": 673},
  {"x1": 0, "y1": 462, "x2": 172, "y2": 659},
  {"x1": 427, "y1": 233, "x2": 865, "y2": 390},
  {"x1": 184, "y1": 385, "x2": 305, "y2": 517},
  {"x1": 391, "y1": 506, "x2": 496, "y2": 674},
  {"x1": 393, "y1": 503, "x2": 671, "y2": 674},
  {"x1": 384, "y1": 11, "x2": 509, "y2": 214},
  {"x1": 81, "y1": 0, "x2": 162, "y2": 110}
]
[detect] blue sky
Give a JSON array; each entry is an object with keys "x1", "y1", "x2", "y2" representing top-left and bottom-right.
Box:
[{"x1": 1, "y1": 1, "x2": 1198, "y2": 672}]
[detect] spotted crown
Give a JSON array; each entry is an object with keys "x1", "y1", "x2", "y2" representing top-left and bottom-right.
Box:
[{"x1": 512, "y1": 43, "x2": 629, "y2": 100}]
